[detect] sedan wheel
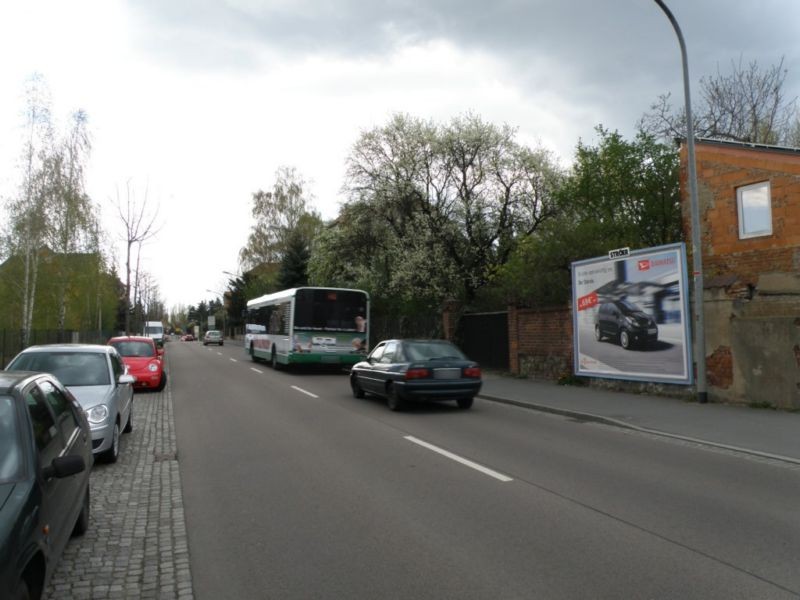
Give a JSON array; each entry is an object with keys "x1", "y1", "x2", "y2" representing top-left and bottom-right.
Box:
[
  {"x1": 11, "y1": 579, "x2": 30, "y2": 600},
  {"x1": 123, "y1": 402, "x2": 133, "y2": 433},
  {"x1": 350, "y1": 374, "x2": 365, "y2": 399},
  {"x1": 156, "y1": 373, "x2": 167, "y2": 392},
  {"x1": 620, "y1": 330, "x2": 631, "y2": 349},
  {"x1": 386, "y1": 384, "x2": 405, "y2": 412},
  {"x1": 595, "y1": 324, "x2": 603, "y2": 342},
  {"x1": 102, "y1": 422, "x2": 121, "y2": 463}
]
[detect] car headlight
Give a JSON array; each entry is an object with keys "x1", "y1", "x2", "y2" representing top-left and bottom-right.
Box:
[
  {"x1": 148, "y1": 362, "x2": 159, "y2": 372},
  {"x1": 86, "y1": 405, "x2": 109, "y2": 424}
]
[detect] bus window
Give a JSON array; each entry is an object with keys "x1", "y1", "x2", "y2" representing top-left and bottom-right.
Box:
[{"x1": 294, "y1": 289, "x2": 368, "y2": 331}]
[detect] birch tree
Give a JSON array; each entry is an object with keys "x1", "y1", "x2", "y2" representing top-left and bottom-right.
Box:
[
  {"x1": 45, "y1": 109, "x2": 97, "y2": 335},
  {"x1": 239, "y1": 167, "x2": 323, "y2": 270},
  {"x1": 5, "y1": 75, "x2": 54, "y2": 345}
]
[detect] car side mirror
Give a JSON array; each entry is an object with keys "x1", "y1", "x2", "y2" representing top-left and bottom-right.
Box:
[
  {"x1": 119, "y1": 373, "x2": 136, "y2": 385},
  {"x1": 42, "y1": 454, "x2": 86, "y2": 479}
]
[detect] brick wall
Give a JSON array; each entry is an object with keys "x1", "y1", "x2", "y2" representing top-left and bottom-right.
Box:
[
  {"x1": 680, "y1": 140, "x2": 800, "y2": 408},
  {"x1": 508, "y1": 305, "x2": 573, "y2": 380},
  {"x1": 681, "y1": 141, "x2": 800, "y2": 283}
]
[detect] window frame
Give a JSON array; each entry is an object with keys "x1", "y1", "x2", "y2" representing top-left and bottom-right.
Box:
[{"x1": 736, "y1": 181, "x2": 773, "y2": 239}]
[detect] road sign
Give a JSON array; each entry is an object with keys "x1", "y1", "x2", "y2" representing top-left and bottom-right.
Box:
[{"x1": 608, "y1": 247, "x2": 630, "y2": 259}]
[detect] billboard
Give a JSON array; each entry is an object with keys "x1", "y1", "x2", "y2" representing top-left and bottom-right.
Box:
[{"x1": 571, "y1": 243, "x2": 693, "y2": 384}]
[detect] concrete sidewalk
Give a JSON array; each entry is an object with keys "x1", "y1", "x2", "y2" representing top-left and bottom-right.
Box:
[{"x1": 478, "y1": 373, "x2": 800, "y2": 465}]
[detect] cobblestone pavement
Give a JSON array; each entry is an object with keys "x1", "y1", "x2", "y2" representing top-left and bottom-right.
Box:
[{"x1": 45, "y1": 372, "x2": 194, "y2": 600}]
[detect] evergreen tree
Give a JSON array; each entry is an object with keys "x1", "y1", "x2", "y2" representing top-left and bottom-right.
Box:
[{"x1": 277, "y1": 230, "x2": 310, "y2": 289}]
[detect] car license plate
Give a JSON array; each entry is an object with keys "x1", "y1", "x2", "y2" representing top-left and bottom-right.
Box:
[{"x1": 433, "y1": 368, "x2": 461, "y2": 379}]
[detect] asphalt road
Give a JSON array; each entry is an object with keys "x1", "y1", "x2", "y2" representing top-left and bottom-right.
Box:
[{"x1": 169, "y1": 341, "x2": 800, "y2": 599}]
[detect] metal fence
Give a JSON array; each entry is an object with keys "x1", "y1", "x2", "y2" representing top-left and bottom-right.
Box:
[
  {"x1": 368, "y1": 312, "x2": 443, "y2": 345},
  {"x1": 0, "y1": 330, "x2": 114, "y2": 368}
]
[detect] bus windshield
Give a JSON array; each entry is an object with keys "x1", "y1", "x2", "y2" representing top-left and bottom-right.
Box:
[{"x1": 293, "y1": 289, "x2": 368, "y2": 331}]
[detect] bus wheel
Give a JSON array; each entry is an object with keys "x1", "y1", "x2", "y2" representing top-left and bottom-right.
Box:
[
  {"x1": 271, "y1": 348, "x2": 281, "y2": 370},
  {"x1": 249, "y1": 345, "x2": 257, "y2": 362}
]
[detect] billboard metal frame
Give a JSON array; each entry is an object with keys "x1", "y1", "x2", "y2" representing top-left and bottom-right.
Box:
[{"x1": 571, "y1": 242, "x2": 693, "y2": 385}]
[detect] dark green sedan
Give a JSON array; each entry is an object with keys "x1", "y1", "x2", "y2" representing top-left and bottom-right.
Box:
[
  {"x1": 349, "y1": 339, "x2": 482, "y2": 411},
  {"x1": 0, "y1": 371, "x2": 92, "y2": 600}
]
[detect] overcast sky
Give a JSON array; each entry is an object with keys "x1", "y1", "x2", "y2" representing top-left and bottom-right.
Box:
[{"x1": 1, "y1": 0, "x2": 798, "y2": 311}]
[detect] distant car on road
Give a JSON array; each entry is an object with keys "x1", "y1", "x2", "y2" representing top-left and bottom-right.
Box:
[
  {"x1": 203, "y1": 330, "x2": 223, "y2": 346},
  {"x1": 595, "y1": 300, "x2": 658, "y2": 349},
  {"x1": 181, "y1": 334, "x2": 195, "y2": 342},
  {"x1": 0, "y1": 371, "x2": 92, "y2": 600},
  {"x1": 349, "y1": 339, "x2": 482, "y2": 411},
  {"x1": 107, "y1": 336, "x2": 167, "y2": 392},
  {"x1": 6, "y1": 344, "x2": 135, "y2": 463}
]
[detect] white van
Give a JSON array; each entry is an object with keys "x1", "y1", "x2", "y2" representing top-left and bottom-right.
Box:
[{"x1": 144, "y1": 321, "x2": 165, "y2": 347}]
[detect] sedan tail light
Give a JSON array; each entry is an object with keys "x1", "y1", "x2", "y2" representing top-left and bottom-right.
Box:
[
  {"x1": 404, "y1": 368, "x2": 431, "y2": 380},
  {"x1": 463, "y1": 367, "x2": 481, "y2": 378}
]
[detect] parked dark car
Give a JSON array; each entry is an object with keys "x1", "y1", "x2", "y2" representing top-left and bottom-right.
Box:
[
  {"x1": 0, "y1": 371, "x2": 92, "y2": 600},
  {"x1": 595, "y1": 300, "x2": 658, "y2": 349},
  {"x1": 349, "y1": 339, "x2": 482, "y2": 411}
]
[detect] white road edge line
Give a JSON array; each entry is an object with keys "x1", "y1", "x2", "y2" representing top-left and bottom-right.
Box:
[
  {"x1": 216, "y1": 352, "x2": 223, "y2": 356},
  {"x1": 230, "y1": 358, "x2": 238, "y2": 362},
  {"x1": 250, "y1": 367, "x2": 263, "y2": 374},
  {"x1": 404, "y1": 436, "x2": 513, "y2": 483},
  {"x1": 291, "y1": 385, "x2": 319, "y2": 398}
]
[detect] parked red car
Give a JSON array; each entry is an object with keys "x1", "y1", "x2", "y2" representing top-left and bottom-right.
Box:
[{"x1": 107, "y1": 336, "x2": 167, "y2": 391}]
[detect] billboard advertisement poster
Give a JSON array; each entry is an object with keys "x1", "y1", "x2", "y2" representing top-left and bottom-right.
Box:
[{"x1": 571, "y1": 242, "x2": 693, "y2": 384}]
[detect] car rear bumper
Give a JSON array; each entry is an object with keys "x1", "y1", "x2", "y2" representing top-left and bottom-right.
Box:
[
  {"x1": 132, "y1": 372, "x2": 162, "y2": 389},
  {"x1": 395, "y1": 379, "x2": 482, "y2": 401}
]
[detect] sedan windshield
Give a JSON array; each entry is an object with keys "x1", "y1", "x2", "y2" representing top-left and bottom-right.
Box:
[
  {"x1": 0, "y1": 396, "x2": 23, "y2": 483},
  {"x1": 403, "y1": 341, "x2": 466, "y2": 362},
  {"x1": 9, "y1": 352, "x2": 111, "y2": 387},
  {"x1": 111, "y1": 341, "x2": 155, "y2": 358}
]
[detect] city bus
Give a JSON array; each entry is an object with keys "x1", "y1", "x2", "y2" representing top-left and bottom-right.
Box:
[{"x1": 245, "y1": 287, "x2": 369, "y2": 368}]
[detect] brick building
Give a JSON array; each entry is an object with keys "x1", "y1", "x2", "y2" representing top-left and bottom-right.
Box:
[{"x1": 681, "y1": 138, "x2": 800, "y2": 408}]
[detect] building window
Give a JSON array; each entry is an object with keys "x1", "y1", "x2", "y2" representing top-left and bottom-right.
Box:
[{"x1": 736, "y1": 181, "x2": 772, "y2": 239}]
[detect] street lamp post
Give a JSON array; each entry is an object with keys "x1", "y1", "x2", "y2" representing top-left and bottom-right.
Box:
[
  {"x1": 653, "y1": 0, "x2": 707, "y2": 403},
  {"x1": 206, "y1": 289, "x2": 227, "y2": 338}
]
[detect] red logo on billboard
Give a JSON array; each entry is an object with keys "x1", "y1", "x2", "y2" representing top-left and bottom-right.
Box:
[
  {"x1": 638, "y1": 260, "x2": 651, "y2": 271},
  {"x1": 577, "y1": 292, "x2": 598, "y2": 311}
]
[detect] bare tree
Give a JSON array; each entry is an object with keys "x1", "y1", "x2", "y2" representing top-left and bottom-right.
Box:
[
  {"x1": 113, "y1": 181, "x2": 160, "y2": 335},
  {"x1": 640, "y1": 56, "x2": 799, "y2": 145}
]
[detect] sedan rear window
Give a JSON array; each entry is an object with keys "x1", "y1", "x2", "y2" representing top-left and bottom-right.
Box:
[
  {"x1": 9, "y1": 352, "x2": 111, "y2": 387},
  {"x1": 403, "y1": 341, "x2": 466, "y2": 362}
]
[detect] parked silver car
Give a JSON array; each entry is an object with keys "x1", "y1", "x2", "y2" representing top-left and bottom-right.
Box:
[{"x1": 6, "y1": 344, "x2": 135, "y2": 463}]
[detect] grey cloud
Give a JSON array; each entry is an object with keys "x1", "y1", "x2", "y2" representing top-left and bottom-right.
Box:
[{"x1": 127, "y1": 0, "x2": 800, "y2": 136}]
